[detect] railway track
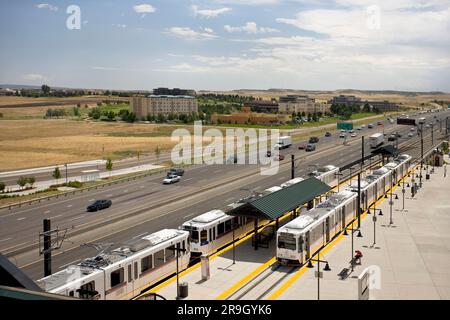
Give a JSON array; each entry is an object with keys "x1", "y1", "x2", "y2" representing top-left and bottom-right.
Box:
[{"x1": 225, "y1": 261, "x2": 298, "y2": 300}]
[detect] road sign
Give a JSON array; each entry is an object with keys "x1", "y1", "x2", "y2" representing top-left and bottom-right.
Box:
[
  {"x1": 397, "y1": 118, "x2": 416, "y2": 126},
  {"x1": 337, "y1": 122, "x2": 353, "y2": 130}
]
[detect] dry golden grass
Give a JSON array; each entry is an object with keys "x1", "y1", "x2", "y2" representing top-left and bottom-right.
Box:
[{"x1": 0, "y1": 120, "x2": 239, "y2": 171}]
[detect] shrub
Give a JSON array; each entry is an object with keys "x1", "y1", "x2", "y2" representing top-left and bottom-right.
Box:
[{"x1": 66, "y1": 181, "x2": 83, "y2": 188}]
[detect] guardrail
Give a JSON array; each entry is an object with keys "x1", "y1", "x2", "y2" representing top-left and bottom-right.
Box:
[{"x1": 0, "y1": 163, "x2": 197, "y2": 211}]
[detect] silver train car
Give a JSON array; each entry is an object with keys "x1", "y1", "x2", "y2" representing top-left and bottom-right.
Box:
[
  {"x1": 37, "y1": 229, "x2": 190, "y2": 300},
  {"x1": 347, "y1": 153, "x2": 411, "y2": 211},
  {"x1": 182, "y1": 186, "x2": 282, "y2": 256},
  {"x1": 309, "y1": 165, "x2": 339, "y2": 188},
  {"x1": 277, "y1": 190, "x2": 357, "y2": 265}
]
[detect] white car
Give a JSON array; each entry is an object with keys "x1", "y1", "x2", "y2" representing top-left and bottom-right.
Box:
[
  {"x1": 351, "y1": 133, "x2": 357, "y2": 137},
  {"x1": 339, "y1": 133, "x2": 346, "y2": 138},
  {"x1": 163, "y1": 175, "x2": 181, "y2": 184},
  {"x1": 408, "y1": 132, "x2": 413, "y2": 137}
]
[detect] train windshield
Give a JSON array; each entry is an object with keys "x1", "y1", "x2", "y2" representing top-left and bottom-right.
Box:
[
  {"x1": 190, "y1": 230, "x2": 199, "y2": 243},
  {"x1": 278, "y1": 233, "x2": 296, "y2": 250}
]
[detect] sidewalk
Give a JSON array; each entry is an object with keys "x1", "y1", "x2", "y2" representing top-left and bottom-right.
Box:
[{"x1": 278, "y1": 162, "x2": 450, "y2": 300}]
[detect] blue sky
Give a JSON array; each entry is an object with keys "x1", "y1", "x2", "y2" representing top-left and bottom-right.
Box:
[{"x1": 0, "y1": 0, "x2": 449, "y2": 91}]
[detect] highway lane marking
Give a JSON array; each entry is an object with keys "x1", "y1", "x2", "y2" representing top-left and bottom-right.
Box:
[
  {"x1": 132, "y1": 232, "x2": 148, "y2": 239},
  {"x1": 67, "y1": 204, "x2": 73, "y2": 208},
  {"x1": 183, "y1": 213, "x2": 195, "y2": 219},
  {"x1": 0, "y1": 238, "x2": 12, "y2": 243},
  {"x1": 69, "y1": 216, "x2": 84, "y2": 222},
  {"x1": 17, "y1": 217, "x2": 26, "y2": 221},
  {"x1": 89, "y1": 199, "x2": 95, "y2": 202},
  {"x1": 225, "y1": 197, "x2": 235, "y2": 203},
  {"x1": 107, "y1": 194, "x2": 113, "y2": 197},
  {"x1": 49, "y1": 214, "x2": 63, "y2": 219},
  {"x1": 44, "y1": 210, "x2": 51, "y2": 214},
  {"x1": 59, "y1": 259, "x2": 81, "y2": 269},
  {"x1": 1, "y1": 241, "x2": 30, "y2": 252}
]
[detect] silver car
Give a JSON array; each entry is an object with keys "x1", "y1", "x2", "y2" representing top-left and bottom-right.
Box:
[{"x1": 163, "y1": 175, "x2": 181, "y2": 184}]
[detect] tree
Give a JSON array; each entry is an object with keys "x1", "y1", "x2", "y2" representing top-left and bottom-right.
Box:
[
  {"x1": 52, "y1": 167, "x2": 61, "y2": 182},
  {"x1": 73, "y1": 106, "x2": 81, "y2": 117},
  {"x1": 105, "y1": 111, "x2": 116, "y2": 121},
  {"x1": 17, "y1": 176, "x2": 28, "y2": 189},
  {"x1": 0, "y1": 182, "x2": 5, "y2": 193},
  {"x1": 41, "y1": 84, "x2": 51, "y2": 95},
  {"x1": 27, "y1": 176, "x2": 36, "y2": 188},
  {"x1": 106, "y1": 158, "x2": 113, "y2": 177},
  {"x1": 89, "y1": 107, "x2": 102, "y2": 120}
]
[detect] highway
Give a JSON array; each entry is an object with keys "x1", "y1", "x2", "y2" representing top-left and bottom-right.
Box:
[{"x1": 1, "y1": 110, "x2": 449, "y2": 280}]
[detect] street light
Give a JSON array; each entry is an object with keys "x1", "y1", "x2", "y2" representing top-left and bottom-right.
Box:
[
  {"x1": 343, "y1": 224, "x2": 363, "y2": 272},
  {"x1": 398, "y1": 179, "x2": 410, "y2": 211},
  {"x1": 384, "y1": 171, "x2": 398, "y2": 225},
  {"x1": 174, "y1": 243, "x2": 187, "y2": 300},
  {"x1": 307, "y1": 248, "x2": 331, "y2": 300},
  {"x1": 368, "y1": 207, "x2": 383, "y2": 247}
]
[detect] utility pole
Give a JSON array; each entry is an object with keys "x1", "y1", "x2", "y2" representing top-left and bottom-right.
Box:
[
  {"x1": 420, "y1": 123, "x2": 424, "y2": 188},
  {"x1": 357, "y1": 173, "x2": 361, "y2": 229},
  {"x1": 361, "y1": 136, "x2": 365, "y2": 169},
  {"x1": 43, "y1": 219, "x2": 52, "y2": 277},
  {"x1": 291, "y1": 154, "x2": 295, "y2": 179},
  {"x1": 65, "y1": 163, "x2": 68, "y2": 184},
  {"x1": 431, "y1": 123, "x2": 434, "y2": 145}
]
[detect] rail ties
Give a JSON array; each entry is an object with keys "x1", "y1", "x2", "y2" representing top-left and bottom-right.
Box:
[{"x1": 226, "y1": 262, "x2": 298, "y2": 301}]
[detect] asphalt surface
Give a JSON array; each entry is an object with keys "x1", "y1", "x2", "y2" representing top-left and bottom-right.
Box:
[{"x1": 1, "y1": 110, "x2": 449, "y2": 280}]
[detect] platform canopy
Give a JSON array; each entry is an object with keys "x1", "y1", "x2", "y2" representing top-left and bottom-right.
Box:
[
  {"x1": 227, "y1": 177, "x2": 331, "y2": 220},
  {"x1": 371, "y1": 145, "x2": 399, "y2": 157}
]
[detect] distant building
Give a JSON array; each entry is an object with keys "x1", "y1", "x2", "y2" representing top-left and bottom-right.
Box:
[
  {"x1": 329, "y1": 95, "x2": 362, "y2": 107},
  {"x1": 245, "y1": 99, "x2": 279, "y2": 113},
  {"x1": 153, "y1": 87, "x2": 196, "y2": 96},
  {"x1": 131, "y1": 95, "x2": 198, "y2": 118},
  {"x1": 329, "y1": 95, "x2": 398, "y2": 112},
  {"x1": 278, "y1": 95, "x2": 330, "y2": 115},
  {"x1": 211, "y1": 106, "x2": 291, "y2": 125},
  {"x1": 364, "y1": 100, "x2": 399, "y2": 112}
]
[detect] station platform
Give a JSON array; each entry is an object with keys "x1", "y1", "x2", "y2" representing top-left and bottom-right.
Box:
[{"x1": 145, "y1": 159, "x2": 450, "y2": 300}]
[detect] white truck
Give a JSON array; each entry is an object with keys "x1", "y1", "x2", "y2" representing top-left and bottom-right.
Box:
[
  {"x1": 369, "y1": 133, "x2": 384, "y2": 149},
  {"x1": 274, "y1": 136, "x2": 292, "y2": 150}
]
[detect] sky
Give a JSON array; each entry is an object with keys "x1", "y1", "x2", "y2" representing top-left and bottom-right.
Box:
[{"x1": 0, "y1": 0, "x2": 449, "y2": 92}]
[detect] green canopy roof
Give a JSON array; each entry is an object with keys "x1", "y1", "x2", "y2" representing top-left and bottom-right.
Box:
[{"x1": 228, "y1": 177, "x2": 331, "y2": 220}]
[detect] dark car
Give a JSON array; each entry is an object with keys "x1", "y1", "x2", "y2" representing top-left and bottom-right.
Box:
[
  {"x1": 396, "y1": 132, "x2": 402, "y2": 138},
  {"x1": 168, "y1": 168, "x2": 184, "y2": 176},
  {"x1": 87, "y1": 200, "x2": 112, "y2": 212},
  {"x1": 305, "y1": 144, "x2": 316, "y2": 152},
  {"x1": 309, "y1": 137, "x2": 319, "y2": 144},
  {"x1": 325, "y1": 132, "x2": 332, "y2": 137},
  {"x1": 266, "y1": 151, "x2": 272, "y2": 157},
  {"x1": 388, "y1": 134, "x2": 396, "y2": 142}
]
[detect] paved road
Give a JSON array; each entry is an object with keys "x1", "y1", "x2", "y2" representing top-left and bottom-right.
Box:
[{"x1": 2, "y1": 110, "x2": 449, "y2": 280}]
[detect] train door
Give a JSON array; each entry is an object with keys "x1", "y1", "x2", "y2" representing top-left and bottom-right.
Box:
[
  {"x1": 126, "y1": 262, "x2": 134, "y2": 298},
  {"x1": 305, "y1": 232, "x2": 311, "y2": 260},
  {"x1": 341, "y1": 206, "x2": 346, "y2": 229},
  {"x1": 325, "y1": 217, "x2": 330, "y2": 243},
  {"x1": 297, "y1": 236, "x2": 304, "y2": 265}
]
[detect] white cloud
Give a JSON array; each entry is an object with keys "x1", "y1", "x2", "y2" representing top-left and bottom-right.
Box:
[
  {"x1": 214, "y1": 0, "x2": 280, "y2": 5},
  {"x1": 224, "y1": 22, "x2": 279, "y2": 34},
  {"x1": 35, "y1": 3, "x2": 58, "y2": 11},
  {"x1": 166, "y1": 27, "x2": 217, "y2": 40},
  {"x1": 23, "y1": 74, "x2": 47, "y2": 81},
  {"x1": 133, "y1": 4, "x2": 156, "y2": 13},
  {"x1": 192, "y1": 5, "x2": 231, "y2": 18},
  {"x1": 112, "y1": 24, "x2": 127, "y2": 28}
]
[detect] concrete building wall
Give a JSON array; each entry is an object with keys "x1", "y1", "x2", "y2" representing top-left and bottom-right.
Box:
[{"x1": 131, "y1": 96, "x2": 198, "y2": 118}]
